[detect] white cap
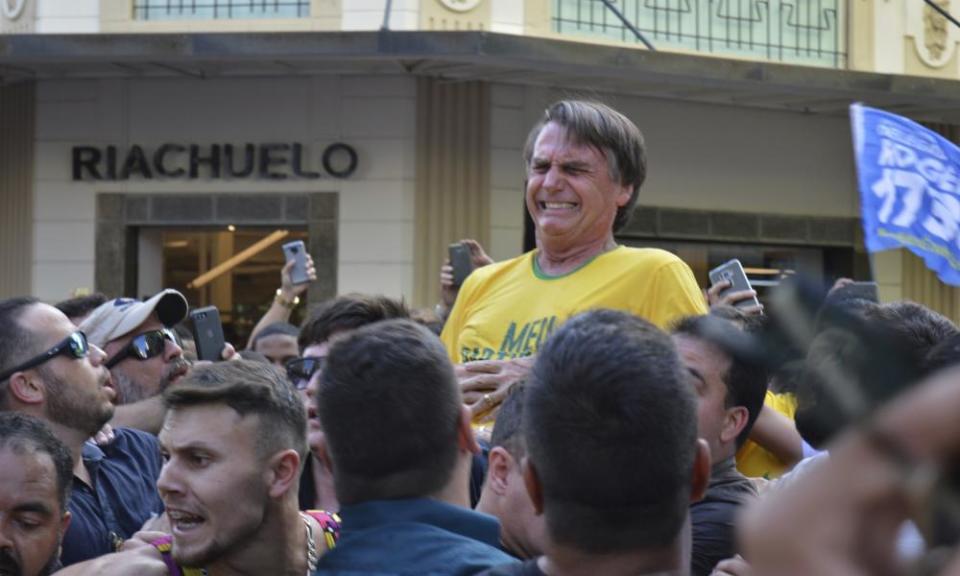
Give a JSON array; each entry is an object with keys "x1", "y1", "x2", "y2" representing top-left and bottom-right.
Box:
[{"x1": 80, "y1": 289, "x2": 189, "y2": 348}]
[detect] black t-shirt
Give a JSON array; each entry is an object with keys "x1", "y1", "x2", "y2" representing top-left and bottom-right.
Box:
[{"x1": 476, "y1": 559, "x2": 546, "y2": 576}]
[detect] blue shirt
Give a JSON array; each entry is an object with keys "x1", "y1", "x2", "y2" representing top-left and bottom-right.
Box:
[
  {"x1": 61, "y1": 428, "x2": 164, "y2": 566},
  {"x1": 314, "y1": 498, "x2": 518, "y2": 576}
]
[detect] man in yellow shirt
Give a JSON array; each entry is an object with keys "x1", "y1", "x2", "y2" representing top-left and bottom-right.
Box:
[{"x1": 441, "y1": 100, "x2": 706, "y2": 422}]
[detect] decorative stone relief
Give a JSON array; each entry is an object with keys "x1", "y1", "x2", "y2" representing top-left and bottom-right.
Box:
[
  {"x1": 1, "y1": 0, "x2": 25, "y2": 20},
  {"x1": 438, "y1": 0, "x2": 483, "y2": 12},
  {"x1": 907, "y1": 0, "x2": 959, "y2": 68}
]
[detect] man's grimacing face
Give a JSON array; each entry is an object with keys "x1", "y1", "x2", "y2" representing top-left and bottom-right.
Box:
[{"x1": 157, "y1": 404, "x2": 270, "y2": 568}]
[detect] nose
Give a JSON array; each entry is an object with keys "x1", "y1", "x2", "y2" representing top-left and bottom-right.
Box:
[
  {"x1": 156, "y1": 458, "x2": 183, "y2": 499},
  {"x1": 88, "y1": 344, "x2": 107, "y2": 367},
  {"x1": 163, "y1": 338, "x2": 183, "y2": 362},
  {"x1": 541, "y1": 163, "x2": 563, "y2": 192}
]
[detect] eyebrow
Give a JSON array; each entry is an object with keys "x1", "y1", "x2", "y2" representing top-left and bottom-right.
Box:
[{"x1": 13, "y1": 501, "x2": 54, "y2": 516}]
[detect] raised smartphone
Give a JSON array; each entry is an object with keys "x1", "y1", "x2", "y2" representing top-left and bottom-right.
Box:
[
  {"x1": 449, "y1": 243, "x2": 475, "y2": 287},
  {"x1": 708, "y1": 259, "x2": 761, "y2": 310},
  {"x1": 282, "y1": 240, "x2": 310, "y2": 285},
  {"x1": 190, "y1": 306, "x2": 225, "y2": 362}
]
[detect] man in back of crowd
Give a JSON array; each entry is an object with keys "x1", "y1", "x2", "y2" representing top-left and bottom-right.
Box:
[
  {"x1": 58, "y1": 360, "x2": 340, "y2": 576},
  {"x1": 313, "y1": 319, "x2": 517, "y2": 574},
  {"x1": 248, "y1": 322, "x2": 300, "y2": 368},
  {"x1": 475, "y1": 384, "x2": 546, "y2": 560},
  {"x1": 0, "y1": 298, "x2": 163, "y2": 566},
  {"x1": 0, "y1": 413, "x2": 73, "y2": 576},
  {"x1": 292, "y1": 294, "x2": 410, "y2": 512},
  {"x1": 480, "y1": 309, "x2": 710, "y2": 576},
  {"x1": 80, "y1": 290, "x2": 192, "y2": 435},
  {"x1": 54, "y1": 293, "x2": 108, "y2": 326},
  {"x1": 441, "y1": 100, "x2": 706, "y2": 428},
  {"x1": 672, "y1": 315, "x2": 768, "y2": 576}
]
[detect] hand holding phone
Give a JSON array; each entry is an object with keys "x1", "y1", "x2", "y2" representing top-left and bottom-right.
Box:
[
  {"x1": 190, "y1": 306, "x2": 226, "y2": 362},
  {"x1": 282, "y1": 240, "x2": 310, "y2": 285},
  {"x1": 708, "y1": 259, "x2": 762, "y2": 311},
  {"x1": 449, "y1": 243, "x2": 476, "y2": 287}
]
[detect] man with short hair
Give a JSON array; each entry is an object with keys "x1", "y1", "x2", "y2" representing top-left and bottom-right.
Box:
[
  {"x1": 475, "y1": 384, "x2": 546, "y2": 560},
  {"x1": 0, "y1": 298, "x2": 164, "y2": 566},
  {"x1": 480, "y1": 309, "x2": 710, "y2": 576},
  {"x1": 0, "y1": 412, "x2": 74, "y2": 576},
  {"x1": 248, "y1": 322, "x2": 299, "y2": 368},
  {"x1": 291, "y1": 294, "x2": 410, "y2": 512},
  {"x1": 58, "y1": 360, "x2": 340, "y2": 576},
  {"x1": 80, "y1": 290, "x2": 192, "y2": 435},
  {"x1": 671, "y1": 314, "x2": 768, "y2": 576},
  {"x1": 313, "y1": 319, "x2": 517, "y2": 574},
  {"x1": 441, "y1": 100, "x2": 706, "y2": 427}
]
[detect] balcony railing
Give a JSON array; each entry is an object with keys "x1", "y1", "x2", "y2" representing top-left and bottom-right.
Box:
[
  {"x1": 553, "y1": 0, "x2": 846, "y2": 68},
  {"x1": 133, "y1": 0, "x2": 310, "y2": 20}
]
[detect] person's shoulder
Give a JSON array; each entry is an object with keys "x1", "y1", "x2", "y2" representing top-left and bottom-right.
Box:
[
  {"x1": 473, "y1": 251, "x2": 532, "y2": 280},
  {"x1": 615, "y1": 246, "x2": 687, "y2": 267},
  {"x1": 109, "y1": 427, "x2": 160, "y2": 452}
]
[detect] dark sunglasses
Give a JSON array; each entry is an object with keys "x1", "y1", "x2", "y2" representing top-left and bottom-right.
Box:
[
  {"x1": 0, "y1": 331, "x2": 89, "y2": 382},
  {"x1": 285, "y1": 357, "x2": 324, "y2": 390},
  {"x1": 105, "y1": 328, "x2": 180, "y2": 369}
]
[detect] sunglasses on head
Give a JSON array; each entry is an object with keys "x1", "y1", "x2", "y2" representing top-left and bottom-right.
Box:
[
  {"x1": 0, "y1": 331, "x2": 89, "y2": 382},
  {"x1": 105, "y1": 328, "x2": 180, "y2": 369},
  {"x1": 285, "y1": 357, "x2": 324, "y2": 390}
]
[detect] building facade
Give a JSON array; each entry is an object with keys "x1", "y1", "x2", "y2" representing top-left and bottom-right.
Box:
[{"x1": 3, "y1": 0, "x2": 960, "y2": 333}]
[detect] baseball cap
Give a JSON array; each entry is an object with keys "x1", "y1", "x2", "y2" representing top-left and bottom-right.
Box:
[{"x1": 80, "y1": 289, "x2": 189, "y2": 348}]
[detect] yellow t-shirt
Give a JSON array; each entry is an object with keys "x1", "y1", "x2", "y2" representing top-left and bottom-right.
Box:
[
  {"x1": 735, "y1": 390, "x2": 799, "y2": 479},
  {"x1": 441, "y1": 246, "x2": 707, "y2": 364}
]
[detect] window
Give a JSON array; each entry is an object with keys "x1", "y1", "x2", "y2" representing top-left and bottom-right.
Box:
[{"x1": 133, "y1": 0, "x2": 310, "y2": 21}]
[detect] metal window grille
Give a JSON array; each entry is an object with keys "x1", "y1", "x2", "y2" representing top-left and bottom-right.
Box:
[
  {"x1": 133, "y1": 0, "x2": 309, "y2": 20},
  {"x1": 554, "y1": 0, "x2": 846, "y2": 68}
]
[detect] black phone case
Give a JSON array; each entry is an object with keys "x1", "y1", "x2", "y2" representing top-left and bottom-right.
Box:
[
  {"x1": 449, "y1": 244, "x2": 474, "y2": 287},
  {"x1": 190, "y1": 306, "x2": 225, "y2": 362}
]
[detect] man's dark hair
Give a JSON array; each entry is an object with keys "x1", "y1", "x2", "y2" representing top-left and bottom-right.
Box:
[
  {"x1": 523, "y1": 100, "x2": 646, "y2": 232},
  {"x1": 671, "y1": 314, "x2": 769, "y2": 447},
  {"x1": 0, "y1": 412, "x2": 73, "y2": 510},
  {"x1": 489, "y1": 383, "x2": 527, "y2": 460},
  {"x1": 164, "y1": 360, "x2": 307, "y2": 460},
  {"x1": 526, "y1": 309, "x2": 697, "y2": 554},
  {"x1": 864, "y1": 301, "x2": 959, "y2": 375},
  {"x1": 0, "y1": 297, "x2": 41, "y2": 406},
  {"x1": 923, "y1": 332, "x2": 960, "y2": 376},
  {"x1": 54, "y1": 293, "x2": 108, "y2": 323},
  {"x1": 317, "y1": 319, "x2": 462, "y2": 505},
  {"x1": 251, "y1": 322, "x2": 299, "y2": 349},
  {"x1": 298, "y1": 294, "x2": 409, "y2": 351}
]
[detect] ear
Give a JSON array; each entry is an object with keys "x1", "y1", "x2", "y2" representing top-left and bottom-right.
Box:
[
  {"x1": 615, "y1": 184, "x2": 634, "y2": 207},
  {"x1": 265, "y1": 449, "x2": 302, "y2": 499},
  {"x1": 8, "y1": 372, "x2": 45, "y2": 407},
  {"x1": 60, "y1": 510, "x2": 72, "y2": 535},
  {"x1": 720, "y1": 406, "x2": 749, "y2": 446},
  {"x1": 689, "y1": 439, "x2": 711, "y2": 503},
  {"x1": 486, "y1": 446, "x2": 515, "y2": 496},
  {"x1": 457, "y1": 405, "x2": 481, "y2": 455},
  {"x1": 521, "y1": 457, "x2": 545, "y2": 516}
]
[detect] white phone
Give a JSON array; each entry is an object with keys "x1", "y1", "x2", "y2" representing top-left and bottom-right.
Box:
[{"x1": 708, "y1": 259, "x2": 761, "y2": 310}]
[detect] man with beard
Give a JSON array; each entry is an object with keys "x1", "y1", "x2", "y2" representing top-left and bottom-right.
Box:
[
  {"x1": 57, "y1": 360, "x2": 340, "y2": 576},
  {"x1": 80, "y1": 290, "x2": 192, "y2": 435},
  {"x1": 0, "y1": 413, "x2": 73, "y2": 576},
  {"x1": 0, "y1": 298, "x2": 164, "y2": 566}
]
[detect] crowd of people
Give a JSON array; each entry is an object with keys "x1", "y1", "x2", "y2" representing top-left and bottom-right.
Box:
[{"x1": 3, "y1": 99, "x2": 960, "y2": 576}]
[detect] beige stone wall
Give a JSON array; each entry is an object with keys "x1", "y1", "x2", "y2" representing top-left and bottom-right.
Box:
[
  {"x1": 420, "y1": 0, "x2": 489, "y2": 30},
  {"x1": 873, "y1": 249, "x2": 960, "y2": 323},
  {"x1": 849, "y1": 0, "x2": 960, "y2": 80}
]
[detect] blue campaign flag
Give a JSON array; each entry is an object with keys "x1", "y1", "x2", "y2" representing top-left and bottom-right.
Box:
[{"x1": 852, "y1": 104, "x2": 960, "y2": 286}]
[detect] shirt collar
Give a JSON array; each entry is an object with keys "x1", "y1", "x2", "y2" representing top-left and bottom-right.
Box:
[{"x1": 339, "y1": 498, "x2": 502, "y2": 547}]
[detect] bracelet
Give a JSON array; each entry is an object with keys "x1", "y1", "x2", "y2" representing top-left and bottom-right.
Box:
[{"x1": 275, "y1": 289, "x2": 300, "y2": 310}]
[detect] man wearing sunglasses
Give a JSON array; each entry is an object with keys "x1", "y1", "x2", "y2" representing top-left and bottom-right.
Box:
[
  {"x1": 80, "y1": 289, "x2": 192, "y2": 436},
  {"x1": 0, "y1": 298, "x2": 164, "y2": 567}
]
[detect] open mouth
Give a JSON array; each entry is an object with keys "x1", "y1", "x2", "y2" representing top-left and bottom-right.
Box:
[
  {"x1": 539, "y1": 201, "x2": 578, "y2": 210},
  {"x1": 168, "y1": 509, "x2": 206, "y2": 534}
]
